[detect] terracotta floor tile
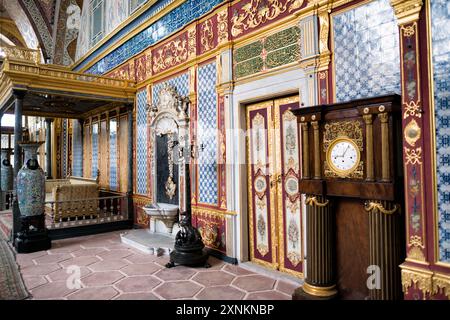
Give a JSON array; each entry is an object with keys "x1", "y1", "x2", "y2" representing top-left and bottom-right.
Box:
[
  {"x1": 223, "y1": 265, "x2": 255, "y2": 276},
  {"x1": 88, "y1": 259, "x2": 129, "y2": 271},
  {"x1": 23, "y1": 276, "x2": 48, "y2": 290},
  {"x1": 66, "y1": 287, "x2": 119, "y2": 300},
  {"x1": 114, "y1": 292, "x2": 160, "y2": 300},
  {"x1": 245, "y1": 291, "x2": 291, "y2": 300},
  {"x1": 97, "y1": 249, "x2": 134, "y2": 260},
  {"x1": 34, "y1": 253, "x2": 72, "y2": 265},
  {"x1": 124, "y1": 253, "x2": 158, "y2": 264},
  {"x1": 201, "y1": 257, "x2": 225, "y2": 271},
  {"x1": 192, "y1": 271, "x2": 235, "y2": 286},
  {"x1": 59, "y1": 256, "x2": 101, "y2": 268},
  {"x1": 121, "y1": 263, "x2": 161, "y2": 276},
  {"x1": 154, "y1": 281, "x2": 202, "y2": 299},
  {"x1": 16, "y1": 255, "x2": 37, "y2": 267},
  {"x1": 30, "y1": 281, "x2": 77, "y2": 299},
  {"x1": 71, "y1": 248, "x2": 107, "y2": 257},
  {"x1": 114, "y1": 276, "x2": 161, "y2": 293},
  {"x1": 154, "y1": 266, "x2": 197, "y2": 281},
  {"x1": 46, "y1": 266, "x2": 92, "y2": 282},
  {"x1": 232, "y1": 275, "x2": 276, "y2": 292},
  {"x1": 276, "y1": 281, "x2": 298, "y2": 296},
  {"x1": 196, "y1": 286, "x2": 245, "y2": 300},
  {"x1": 81, "y1": 271, "x2": 124, "y2": 287},
  {"x1": 20, "y1": 263, "x2": 61, "y2": 276},
  {"x1": 47, "y1": 244, "x2": 83, "y2": 254}
]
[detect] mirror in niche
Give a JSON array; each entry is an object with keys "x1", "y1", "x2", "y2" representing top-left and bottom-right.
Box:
[{"x1": 156, "y1": 132, "x2": 179, "y2": 205}]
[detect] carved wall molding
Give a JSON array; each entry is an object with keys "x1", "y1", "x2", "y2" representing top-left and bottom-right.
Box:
[
  {"x1": 390, "y1": 0, "x2": 423, "y2": 25},
  {"x1": 401, "y1": 267, "x2": 450, "y2": 300},
  {"x1": 152, "y1": 38, "x2": 188, "y2": 74}
]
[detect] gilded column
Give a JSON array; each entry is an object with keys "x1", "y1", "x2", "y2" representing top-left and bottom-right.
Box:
[
  {"x1": 363, "y1": 113, "x2": 374, "y2": 181},
  {"x1": 293, "y1": 195, "x2": 337, "y2": 299},
  {"x1": 378, "y1": 111, "x2": 390, "y2": 182},
  {"x1": 312, "y1": 121, "x2": 321, "y2": 179},
  {"x1": 127, "y1": 104, "x2": 134, "y2": 223},
  {"x1": 365, "y1": 200, "x2": 404, "y2": 300},
  {"x1": 301, "y1": 122, "x2": 310, "y2": 179}
]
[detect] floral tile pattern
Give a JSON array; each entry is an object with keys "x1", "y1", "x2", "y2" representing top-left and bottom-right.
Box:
[
  {"x1": 332, "y1": 0, "x2": 401, "y2": 103},
  {"x1": 136, "y1": 90, "x2": 148, "y2": 195}
]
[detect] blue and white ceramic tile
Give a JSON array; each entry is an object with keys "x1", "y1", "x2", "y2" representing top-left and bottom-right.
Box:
[
  {"x1": 332, "y1": 0, "x2": 401, "y2": 103},
  {"x1": 197, "y1": 62, "x2": 218, "y2": 205},
  {"x1": 109, "y1": 120, "x2": 118, "y2": 191},
  {"x1": 82, "y1": 0, "x2": 224, "y2": 75},
  {"x1": 136, "y1": 90, "x2": 148, "y2": 195},
  {"x1": 62, "y1": 119, "x2": 68, "y2": 177},
  {"x1": 431, "y1": 0, "x2": 450, "y2": 264},
  {"x1": 72, "y1": 121, "x2": 83, "y2": 177},
  {"x1": 91, "y1": 123, "x2": 99, "y2": 179},
  {"x1": 152, "y1": 72, "x2": 189, "y2": 106}
]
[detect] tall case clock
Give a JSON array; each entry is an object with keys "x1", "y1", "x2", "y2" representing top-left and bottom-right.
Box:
[{"x1": 292, "y1": 95, "x2": 405, "y2": 300}]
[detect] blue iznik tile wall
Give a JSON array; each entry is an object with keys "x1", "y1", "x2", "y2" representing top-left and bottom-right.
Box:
[
  {"x1": 332, "y1": 0, "x2": 401, "y2": 102},
  {"x1": 136, "y1": 90, "x2": 148, "y2": 195},
  {"x1": 62, "y1": 119, "x2": 68, "y2": 177},
  {"x1": 80, "y1": 0, "x2": 224, "y2": 75},
  {"x1": 197, "y1": 62, "x2": 218, "y2": 205},
  {"x1": 152, "y1": 72, "x2": 189, "y2": 106},
  {"x1": 431, "y1": 0, "x2": 450, "y2": 264},
  {"x1": 91, "y1": 123, "x2": 99, "y2": 179},
  {"x1": 109, "y1": 119, "x2": 118, "y2": 191},
  {"x1": 72, "y1": 120, "x2": 83, "y2": 177}
]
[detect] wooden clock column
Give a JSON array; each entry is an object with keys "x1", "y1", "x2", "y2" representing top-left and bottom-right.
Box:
[{"x1": 292, "y1": 95, "x2": 405, "y2": 300}]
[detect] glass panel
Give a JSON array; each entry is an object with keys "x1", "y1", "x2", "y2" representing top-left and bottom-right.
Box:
[{"x1": 1, "y1": 134, "x2": 9, "y2": 149}]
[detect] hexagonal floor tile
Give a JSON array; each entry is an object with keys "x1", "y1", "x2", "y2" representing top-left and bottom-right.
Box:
[
  {"x1": 154, "y1": 266, "x2": 197, "y2": 281},
  {"x1": 223, "y1": 265, "x2": 255, "y2": 276},
  {"x1": 201, "y1": 257, "x2": 225, "y2": 271},
  {"x1": 88, "y1": 259, "x2": 129, "y2": 272},
  {"x1": 20, "y1": 263, "x2": 61, "y2": 276},
  {"x1": 34, "y1": 253, "x2": 72, "y2": 265},
  {"x1": 59, "y1": 256, "x2": 101, "y2": 268},
  {"x1": 30, "y1": 281, "x2": 77, "y2": 299},
  {"x1": 192, "y1": 271, "x2": 235, "y2": 286},
  {"x1": 72, "y1": 248, "x2": 107, "y2": 257},
  {"x1": 232, "y1": 275, "x2": 276, "y2": 292},
  {"x1": 114, "y1": 292, "x2": 160, "y2": 300},
  {"x1": 47, "y1": 244, "x2": 83, "y2": 254},
  {"x1": 154, "y1": 281, "x2": 202, "y2": 299},
  {"x1": 81, "y1": 271, "x2": 124, "y2": 287},
  {"x1": 47, "y1": 266, "x2": 92, "y2": 282},
  {"x1": 97, "y1": 249, "x2": 133, "y2": 260},
  {"x1": 121, "y1": 263, "x2": 161, "y2": 276},
  {"x1": 196, "y1": 286, "x2": 245, "y2": 300},
  {"x1": 114, "y1": 276, "x2": 161, "y2": 293},
  {"x1": 66, "y1": 287, "x2": 119, "y2": 300},
  {"x1": 124, "y1": 254, "x2": 158, "y2": 264},
  {"x1": 276, "y1": 281, "x2": 298, "y2": 296},
  {"x1": 22, "y1": 276, "x2": 48, "y2": 290},
  {"x1": 246, "y1": 291, "x2": 291, "y2": 300}
]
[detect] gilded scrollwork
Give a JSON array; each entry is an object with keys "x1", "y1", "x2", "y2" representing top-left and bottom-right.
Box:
[
  {"x1": 152, "y1": 39, "x2": 188, "y2": 73},
  {"x1": 405, "y1": 147, "x2": 422, "y2": 165},
  {"x1": 318, "y1": 11, "x2": 330, "y2": 54},
  {"x1": 217, "y1": 9, "x2": 229, "y2": 44},
  {"x1": 401, "y1": 268, "x2": 432, "y2": 297},
  {"x1": 200, "y1": 19, "x2": 214, "y2": 52},
  {"x1": 231, "y1": 0, "x2": 304, "y2": 37},
  {"x1": 404, "y1": 100, "x2": 422, "y2": 118}
]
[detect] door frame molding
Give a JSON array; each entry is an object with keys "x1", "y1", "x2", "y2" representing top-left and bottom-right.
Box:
[{"x1": 229, "y1": 68, "x2": 312, "y2": 263}]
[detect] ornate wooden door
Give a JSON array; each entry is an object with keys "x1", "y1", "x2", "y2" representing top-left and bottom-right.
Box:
[{"x1": 247, "y1": 96, "x2": 304, "y2": 278}]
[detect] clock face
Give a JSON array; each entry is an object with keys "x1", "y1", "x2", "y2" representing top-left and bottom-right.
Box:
[{"x1": 327, "y1": 138, "x2": 360, "y2": 176}]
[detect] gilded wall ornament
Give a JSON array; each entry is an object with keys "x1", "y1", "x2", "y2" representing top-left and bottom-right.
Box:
[
  {"x1": 200, "y1": 19, "x2": 214, "y2": 52},
  {"x1": 187, "y1": 26, "x2": 196, "y2": 58},
  {"x1": 404, "y1": 100, "x2": 422, "y2": 118},
  {"x1": 401, "y1": 268, "x2": 432, "y2": 296},
  {"x1": 231, "y1": 0, "x2": 304, "y2": 37},
  {"x1": 152, "y1": 39, "x2": 188, "y2": 73},
  {"x1": 405, "y1": 147, "x2": 422, "y2": 165},
  {"x1": 318, "y1": 11, "x2": 330, "y2": 54},
  {"x1": 217, "y1": 9, "x2": 228, "y2": 44},
  {"x1": 404, "y1": 119, "x2": 421, "y2": 146}
]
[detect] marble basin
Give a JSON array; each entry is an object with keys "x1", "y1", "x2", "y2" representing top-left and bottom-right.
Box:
[{"x1": 143, "y1": 203, "x2": 179, "y2": 232}]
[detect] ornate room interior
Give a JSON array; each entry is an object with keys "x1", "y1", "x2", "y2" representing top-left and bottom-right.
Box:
[{"x1": 0, "y1": 0, "x2": 449, "y2": 300}]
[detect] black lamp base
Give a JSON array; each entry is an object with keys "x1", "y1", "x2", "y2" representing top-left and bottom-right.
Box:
[
  {"x1": 14, "y1": 214, "x2": 51, "y2": 254},
  {"x1": 166, "y1": 248, "x2": 210, "y2": 268}
]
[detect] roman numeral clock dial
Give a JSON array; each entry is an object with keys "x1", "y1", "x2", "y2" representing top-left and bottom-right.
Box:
[{"x1": 326, "y1": 138, "x2": 360, "y2": 177}]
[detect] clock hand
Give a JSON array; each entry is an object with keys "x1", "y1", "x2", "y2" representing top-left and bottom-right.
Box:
[{"x1": 342, "y1": 145, "x2": 350, "y2": 157}]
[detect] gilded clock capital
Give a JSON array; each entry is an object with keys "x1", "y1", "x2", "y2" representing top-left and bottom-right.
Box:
[{"x1": 390, "y1": 0, "x2": 423, "y2": 25}]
